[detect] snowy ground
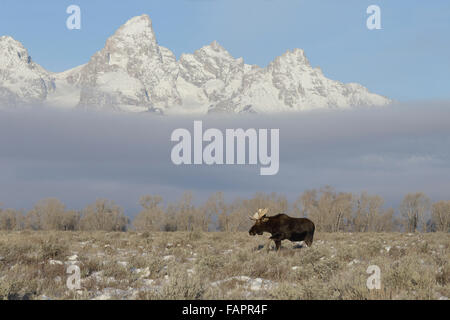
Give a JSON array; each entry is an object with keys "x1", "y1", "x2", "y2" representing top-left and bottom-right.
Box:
[{"x1": 0, "y1": 231, "x2": 448, "y2": 300}]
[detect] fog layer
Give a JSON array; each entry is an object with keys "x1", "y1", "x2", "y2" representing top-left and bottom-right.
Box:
[{"x1": 0, "y1": 102, "x2": 449, "y2": 215}]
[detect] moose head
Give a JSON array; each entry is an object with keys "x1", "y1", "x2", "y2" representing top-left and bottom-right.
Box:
[{"x1": 248, "y1": 208, "x2": 270, "y2": 236}]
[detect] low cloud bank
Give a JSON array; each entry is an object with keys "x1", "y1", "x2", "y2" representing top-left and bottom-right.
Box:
[{"x1": 0, "y1": 102, "x2": 449, "y2": 215}]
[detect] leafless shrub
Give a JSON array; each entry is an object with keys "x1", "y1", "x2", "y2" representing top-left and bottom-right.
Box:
[
  {"x1": 80, "y1": 199, "x2": 129, "y2": 232},
  {"x1": 400, "y1": 193, "x2": 431, "y2": 233},
  {"x1": 431, "y1": 201, "x2": 450, "y2": 232}
]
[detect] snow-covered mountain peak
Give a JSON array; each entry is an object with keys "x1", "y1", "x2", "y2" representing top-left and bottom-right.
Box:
[
  {"x1": 0, "y1": 36, "x2": 33, "y2": 67},
  {"x1": 204, "y1": 40, "x2": 228, "y2": 54},
  {"x1": 193, "y1": 41, "x2": 236, "y2": 62},
  {"x1": 0, "y1": 35, "x2": 23, "y2": 48},
  {"x1": 103, "y1": 14, "x2": 159, "y2": 57},
  {"x1": 0, "y1": 36, "x2": 56, "y2": 107},
  {"x1": 114, "y1": 14, "x2": 155, "y2": 39},
  {"x1": 272, "y1": 48, "x2": 310, "y2": 69},
  {"x1": 76, "y1": 15, "x2": 181, "y2": 112},
  {"x1": 0, "y1": 14, "x2": 391, "y2": 113}
]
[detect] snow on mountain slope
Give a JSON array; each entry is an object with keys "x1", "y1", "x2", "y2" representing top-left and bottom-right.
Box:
[
  {"x1": 213, "y1": 48, "x2": 390, "y2": 114},
  {"x1": 77, "y1": 15, "x2": 180, "y2": 112},
  {"x1": 0, "y1": 14, "x2": 391, "y2": 114},
  {"x1": 0, "y1": 36, "x2": 55, "y2": 107},
  {"x1": 45, "y1": 64, "x2": 84, "y2": 109}
]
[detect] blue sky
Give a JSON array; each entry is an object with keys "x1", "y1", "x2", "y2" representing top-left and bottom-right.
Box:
[{"x1": 0, "y1": 1, "x2": 449, "y2": 101}]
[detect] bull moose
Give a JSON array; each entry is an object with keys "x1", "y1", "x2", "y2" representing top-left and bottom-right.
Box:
[{"x1": 249, "y1": 208, "x2": 315, "y2": 251}]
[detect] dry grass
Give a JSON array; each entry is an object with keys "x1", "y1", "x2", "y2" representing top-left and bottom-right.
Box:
[{"x1": 0, "y1": 231, "x2": 448, "y2": 300}]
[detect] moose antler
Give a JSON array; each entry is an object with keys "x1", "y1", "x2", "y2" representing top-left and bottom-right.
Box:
[{"x1": 249, "y1": 208, "x2": 269, "y2": 220}]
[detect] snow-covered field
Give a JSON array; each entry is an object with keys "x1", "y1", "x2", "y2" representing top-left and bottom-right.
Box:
[{"x1": 0, "y1": 231, "x2": 448, "y2": 300}]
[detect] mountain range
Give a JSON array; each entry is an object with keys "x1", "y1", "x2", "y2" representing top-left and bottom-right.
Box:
[{"x1": 0, "y1": 14, "x2": 390, "y2": 114}]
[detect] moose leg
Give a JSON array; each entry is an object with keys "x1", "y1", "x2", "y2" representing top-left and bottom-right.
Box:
[
  {"x1": 274, "y1": 240, "x2": 282, "y2": 251},
  {"x1": 304, "y1": 232, "x2": 314, "y2": 247},
  {"x1": 270, "y1": 233, "x2": 283, "y2": 251}
]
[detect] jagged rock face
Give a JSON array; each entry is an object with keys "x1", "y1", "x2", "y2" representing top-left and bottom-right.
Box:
[
  {"x1": 77, "y1": 15, "x2": 180, "y2": 112},
  {"x1": 211, "y1": 48, "x2": 390, "y2": 114},
  {"x1": 0, "y1": 36, "x2": 55, "y2": 107},
  {"x1": 178, "y1": 41, "x2": 252, "y2": 113},
  {"x1": 0, "y1": 14, "x2": 391, "y2": 113}
]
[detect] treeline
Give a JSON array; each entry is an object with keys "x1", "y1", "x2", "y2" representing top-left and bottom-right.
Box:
[
  {"x1": 0, "y1": 199, "x2": 129, "y2": 232},
  {"x1": 0, "y1": 187, "x2": 449, "y2": 233}
]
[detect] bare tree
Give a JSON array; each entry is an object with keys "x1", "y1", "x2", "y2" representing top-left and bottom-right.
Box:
[
  {"x1": 247, "y1": 192, "x2": 288, "y2": 215},
  {"x1": 199, "y1": 192, "x2": 226, "y2": 232},
  {"x1": 174, "y1": 192, "x2": 197, "y2": 231},
  {"x1": 299, "y1": 187, "x2": 353, "y2": 232},
  {"x1": 400, "y1": 193, "x2": 431, "y2": 233},
  {"x1": 163, "y1": 203, "x2": 178, "y2": 231},
  {"x1": 373, "y1": 208, "x2": 396, "y2": 232},
  {"x1": 332, "y1": 192, "x2": 353, "y2": 232},
  {"x1": 25, "y1": 198, "x2": 66, "y2": 230},
  {"x1": 80, "y1": 199, "x2": 129, "y2": 231},
  {"x1": 352, "y1": 192, "x2": 388, "y2": 232},
  {"x1": 224, "y1": 198, "x2": 251, "y2": 232},
  {"x1": 25, "y1": 208, "x2": 41, "y2": 230},
  {"x1": 133, "y1": 195, "x2": 166, "y2": 232},
  {"x1": 212, "y1": 192, "x2": 233, "y2": 232},
  {"x1": 293, "y1": 189, "x2": 317, "y2": 218},
  {"x1": 0, "y1": 208, "x2": 24, "y2": 230},
  {"x1": 431, "y1": 201, "x2": 450, "y2": 232},
  {"x1": 61, "y1": 210, "x2": 81, "y2": 231}
]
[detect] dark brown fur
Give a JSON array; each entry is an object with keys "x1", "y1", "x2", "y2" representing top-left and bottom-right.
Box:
[{"x1": 249, "y1": 213, "x2": 315, "y2": 250}]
